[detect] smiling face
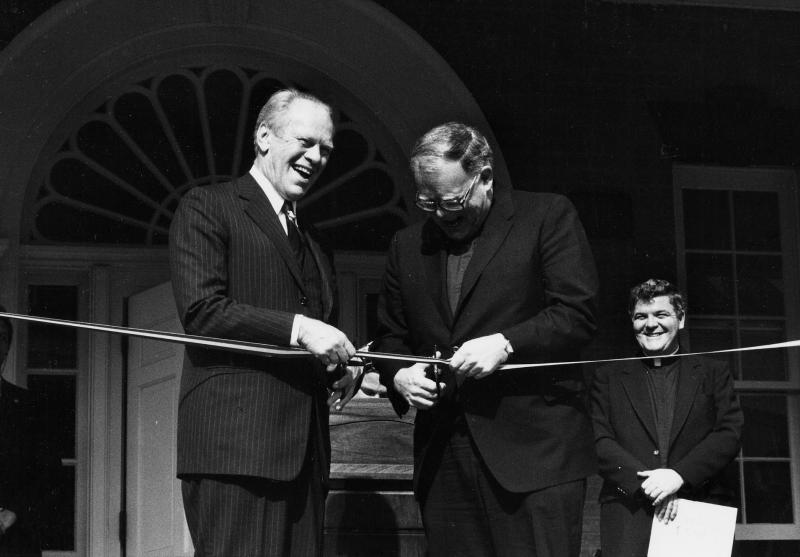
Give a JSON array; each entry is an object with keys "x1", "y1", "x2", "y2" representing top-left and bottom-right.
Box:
[
  {"x1": 632, "y1": 295, "x2": 685, "y2": 356},
  {"x1": 256, "y1": 98, "x2": 334, "y2": 201},
  {"x1": 413, "y1": 158, "x2": 493, "y2": 243}
]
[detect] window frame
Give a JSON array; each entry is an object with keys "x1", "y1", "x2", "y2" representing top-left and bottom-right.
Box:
[
  {"x1": 20, "y1": 269, "x2": 90, "y2": 557},
  {"x1": 674, "y1": 163, "x2": 800, "y2": 540}
]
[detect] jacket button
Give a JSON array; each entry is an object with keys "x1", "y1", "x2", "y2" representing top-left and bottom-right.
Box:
[
  {"x1": 299, "y1": 296, "x2": 308, "y2": 306},
  {"x1": 653, "y1": 450, "x2": 660, "y2": 456}
]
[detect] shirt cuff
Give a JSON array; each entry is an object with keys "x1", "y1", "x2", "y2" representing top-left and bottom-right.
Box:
[
  {"x1": 499, "y1": 333, "x2": 514, "y2": 355},
  {"x1": 290, "y1": 314, "x2": 301, "y2": 347}
]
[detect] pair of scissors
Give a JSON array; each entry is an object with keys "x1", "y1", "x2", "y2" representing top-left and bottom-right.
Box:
[{"x1": 432, "y1": 344, "x2": 443, "y2": 397}]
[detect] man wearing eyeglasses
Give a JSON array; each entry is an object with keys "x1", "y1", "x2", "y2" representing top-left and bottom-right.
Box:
[
  {"x1": 372, "y1": 122, "x2": 599, "y2": 557},
  {"x1": 170, "y1": 89, "x2": 359, "y2": 556}
]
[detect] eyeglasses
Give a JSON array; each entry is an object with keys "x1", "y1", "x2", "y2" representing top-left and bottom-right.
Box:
[{"x1": 415, "y1": 173, "x2": 480, "y2": 213}]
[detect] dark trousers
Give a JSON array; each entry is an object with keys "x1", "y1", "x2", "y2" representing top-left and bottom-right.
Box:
[
  {"x1": 421, "y1": 424, "x2": 586, "y2": 557},
  {"x1": 599, "y1": 498, "x2": 653, "y2": 557},
  {"x1": 181, "y1": 443, "x2": 324, "y2": 557}
]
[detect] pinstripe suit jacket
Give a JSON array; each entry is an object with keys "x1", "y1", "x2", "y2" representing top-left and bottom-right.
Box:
[{"x1": 169, "y1": 174, "x2": 337, "y2": 481}]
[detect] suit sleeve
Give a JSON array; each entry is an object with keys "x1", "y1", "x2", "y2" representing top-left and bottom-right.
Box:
[
  {"x1": 671, "y1": 361, "x2": 743, "y2": 488},
  {"x1": 500, "y1": 196, "x2": 598, "y2": 359},
  {"x1": 169, "y1": 187, "x2": 296, "y2": 344},
  {"x1": 590, "y1": 366, "x2": 650, "y2": 498}
]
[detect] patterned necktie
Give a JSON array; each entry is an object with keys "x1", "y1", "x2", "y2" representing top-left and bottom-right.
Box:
[{"x1": 282, "y1": 202, "x2": 303, "y2": 259}]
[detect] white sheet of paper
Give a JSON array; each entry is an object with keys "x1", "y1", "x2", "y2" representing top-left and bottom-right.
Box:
[{"x1": 647, "y1": 499, "x2": 737, "y2": 557}]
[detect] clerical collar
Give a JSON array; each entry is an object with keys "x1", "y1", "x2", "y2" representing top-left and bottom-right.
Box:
[{"x1": 645, "y1": 346, "x2": 680, "y2": 368}]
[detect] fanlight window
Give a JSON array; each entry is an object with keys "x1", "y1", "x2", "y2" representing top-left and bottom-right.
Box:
[{"x1": 29, "y1": 67, "x2": 409, "y2": 249}]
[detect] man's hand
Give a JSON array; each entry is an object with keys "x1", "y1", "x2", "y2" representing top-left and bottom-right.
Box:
[
  {"x1": 449, "y1": 333, "x2": 510, "y2": 381},
  {"x1": 359, "y1": 371, "x2": 387, "y2": 397},
  {"x1": 0, "y1": 508, "x2": 17, "y2": 535},
  {"x1": 297, "y1": 316, "x2": 356, "y2": 371},
  {"x1": 394, "y1": 363, "x2": 443, "y2": 409},
  {"x1": 654, "y1": 494, "x2": 680, "y2": 523},
  {"x1": 328, "y1": 366, "x2": 363, "y2": 411},
  {"x1": 637, "y1": 468, "x2": 684, "y2": 506}
]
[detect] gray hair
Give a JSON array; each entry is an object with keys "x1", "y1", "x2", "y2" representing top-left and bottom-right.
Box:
[
  {"x1": 410, "y1": 122, "x2": 494, "y2": 178},
  {"x1": 252, "y1": 88, "x2": 334, "y2": 155}
]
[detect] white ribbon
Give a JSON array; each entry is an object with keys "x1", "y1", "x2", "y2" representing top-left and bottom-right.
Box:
[
  {"x1": 2, "y1": 311, "x2": 798, "y2": 370},
  {"x1": 0, "y1": 312, "x2": 439, "y2": 366}
]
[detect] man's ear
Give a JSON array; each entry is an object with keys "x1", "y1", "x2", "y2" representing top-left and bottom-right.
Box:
[
  {"x1": 255, "y1": 122, "x2": 271, "y2": 154},
  {"x1": 480, "y1": 165, "x2": 493, "y2": 189}
]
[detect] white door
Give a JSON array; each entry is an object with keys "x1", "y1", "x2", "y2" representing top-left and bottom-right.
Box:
[{"x1": 126, "y1": 281, "x2": 193, "y2": 557}]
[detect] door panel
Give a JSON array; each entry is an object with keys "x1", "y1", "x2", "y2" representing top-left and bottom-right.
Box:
[{"x1": 126, "y1": 281, "x2": 192, "y2": 557}]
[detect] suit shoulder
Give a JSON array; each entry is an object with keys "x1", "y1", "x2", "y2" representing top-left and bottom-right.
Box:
[
  {"x1": 509, "y1": 190, "x2": 577, "y2": 218},
  {"x1": 510, "y1": 190, "x2": 571, "y2": 205},
  {"x1": 181, "y1": 181, "x2": 238, "y2": 202},
  {"x1": 684, "y1": 354, "x2": 730, "y2": 374}
]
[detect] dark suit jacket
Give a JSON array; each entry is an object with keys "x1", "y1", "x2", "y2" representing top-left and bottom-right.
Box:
[
  {"x1": 169, "y1": 174, "x2": 338, "y2": 482},
  {"x1": 590, "y1": 355, "x2": 743, "y2": 555},
  {"x1": 373, "y1": 189, "x2": 599, "y2": 495}
]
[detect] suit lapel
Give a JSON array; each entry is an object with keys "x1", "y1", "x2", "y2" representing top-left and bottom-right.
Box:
[
  {"x1": 670, "y1": 357, "x2": 703, "y2": 445},
  {"x1": 237, "y1": 175, "x2": 306, "y2": 292},
  {"x1": 620, "y1": 362, "x2": 659, "y2": 444},
  {"x1": 455, "y1": 190, "x2": 514, "y2": 319}
]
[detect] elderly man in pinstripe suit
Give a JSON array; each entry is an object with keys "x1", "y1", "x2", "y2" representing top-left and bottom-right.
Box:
[{"x1": 169, "y1": 89, "x2": 359, "y2": 557}]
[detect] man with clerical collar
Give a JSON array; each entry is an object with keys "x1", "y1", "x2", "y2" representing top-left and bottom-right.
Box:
[
  {"x1": 590, "y1": 279, "x2": 743, "y2": 557},
  {"x1": 373, "y1": 122, "x2": 599, "y2": 557}
]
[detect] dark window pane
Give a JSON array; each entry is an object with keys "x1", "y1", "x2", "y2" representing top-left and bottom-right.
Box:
[
  {"x1": 157, "y1": 73, "x2": 208, "y2": 179},
  {"x1": 733, "y1": 191, "x2": 781, "y2": 251},
  {"x1": 716, "y1": 459, "x2": 742, "y2": 523},
  {"x1": 743, "y1": 461, "x2": 793, "y2": 523},
  {"x1": 683, "y1": 189, "x2": 731, "y2": 250},
  {"x1": 688, "y1": 323, "x2": 736, "y2": 374},
  {"x1": 736, "y1": 255, "x2": 783, "y2": 316},
  {"x1": 27, "y1": 375, "x2": 76, "y2": 460},
  {"x1": 49, "y1": 155, "x2": 155, "y2": 222},
  {"x1": 113, "y1": 91, "x2": 187, "y2": 189},
  {"x1": 740, "y1": 395, "x2": 788, "y2": 458},
  {"x1": 740, "y1": 323, "x2": 787, "y2": 381},
  {"x1": 27, "y1": 285, "x2": 78, "y2": 368},
  {"x1": 686, "y1": 254, "x2": 734, "y2": 314},
  {"x1": 39, "y1": 465, "x2": 75, "y2": 551},
  {"x1": 204, "y1": 69, "x2": 244, "y2": 177},
  {"x1": 35, "y1": 202, "x2": 152, "y2": 245},
  {"x1": 734, "y1": 540, "x2": 800, "y2": 557}
]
